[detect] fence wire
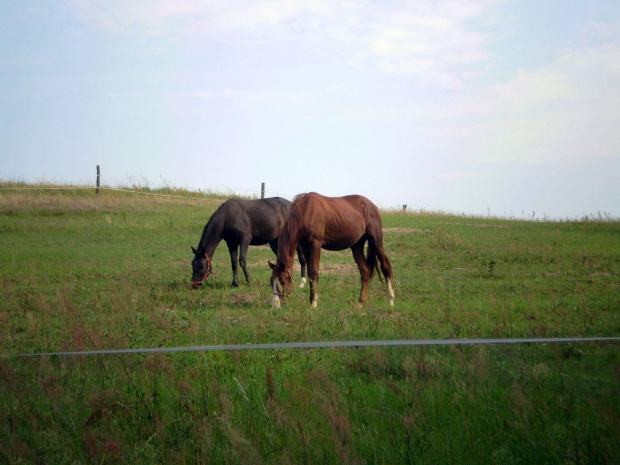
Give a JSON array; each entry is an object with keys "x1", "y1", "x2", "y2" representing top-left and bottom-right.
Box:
[
  {"x1": 2, "y1": 337, "x2": 618, "y2": 358},
  {"x1": 0, "y1": 185, "x2": 286, "y2": 201}
]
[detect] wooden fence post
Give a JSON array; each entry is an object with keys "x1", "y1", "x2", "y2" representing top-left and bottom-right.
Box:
[
  {"x1": 403, "y1": 204, "x2": 407, "y2": 213},
  {"x1": 261, "y1": 182, "x2": 265, "y2": 199},
  {"x1": 96, "y1": 165, "x2": 101, "y2": 194}
]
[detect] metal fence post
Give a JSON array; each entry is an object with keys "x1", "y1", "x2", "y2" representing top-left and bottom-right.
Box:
[{"x1": 96, "y1": 166, "x2": 101, "y2": 194}]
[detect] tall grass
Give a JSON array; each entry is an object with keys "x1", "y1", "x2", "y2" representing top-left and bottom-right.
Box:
[{"x1": 0, "y1": 184, "x2": 618, "y2": 464}]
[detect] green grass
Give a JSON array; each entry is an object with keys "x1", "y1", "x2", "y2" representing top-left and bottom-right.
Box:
[{"x1": 0, "y1": 184, "x2": 619, "y2": 464}]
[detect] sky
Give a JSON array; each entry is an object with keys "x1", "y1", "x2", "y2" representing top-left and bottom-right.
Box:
[{"x1": 1, "y1": 0, "x2": 619, "y2": 219}]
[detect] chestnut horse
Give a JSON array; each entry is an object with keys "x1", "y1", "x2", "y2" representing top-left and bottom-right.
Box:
[
  {"x1": 269, "y1": 193, "x2": 394, "y2": 308},
  {"x1": 191, "y1": 197, "x2": 306, "y2": 288}
]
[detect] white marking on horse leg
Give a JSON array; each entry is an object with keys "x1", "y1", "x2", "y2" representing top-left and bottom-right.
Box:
[
  {"x1": 387, "y1": 278, "x2": 395, "y2": 306},
  {"x1": 310, "y1": 290, "x2": 318, "y2": 308},
  {"x1": 309, "y1": 275, "x2": 318, "y2": 307},
  {"x1": 272, "y1": 282, "x2": 281, "y2": 309},
  {"x1": 299, "y1": 277, "x2": 307, "y2": 288}
]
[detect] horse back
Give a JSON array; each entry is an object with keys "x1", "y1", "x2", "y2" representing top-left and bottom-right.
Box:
[
  {"x1": 222, "y1": 197, "x2": 289, "y2": 243},
  {"x1": 296, "y1": 193, "x2": 381, "y2": 249}
]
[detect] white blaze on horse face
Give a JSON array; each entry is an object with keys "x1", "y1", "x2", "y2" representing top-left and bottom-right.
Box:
[
  {"x1": 272, "y1": 281, "x2": 281, "y2": 309},
  {"x1": 387, "y1": 278, "x2": 395, "y2": 306},
  {"x1": 299, "y1": 277, "x2": 307, "y2": 288}
]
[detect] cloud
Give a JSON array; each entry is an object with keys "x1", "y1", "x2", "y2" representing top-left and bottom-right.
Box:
[
  {"x1": 458, "y1": 43, "x2": 620, "y2": 167},
  {"x1": 341, "y1": 1, "x2": 493, "y2": 87},
  {"x1": 71, "y1": 1, "x2": 339, "y2": 39},
  {"x1": 70, "y1": 1, "x2": 620, "y2": 171},
  {"x1": 437, "y1": 170, "x2": 468, "y2": 180},
  {"x1": 579, "y1": 19, "x2": 620, "y2": 40},
  {"x1": 487, "y1": 69, "x2": 572, "y2": 114},
  {"x1": 70, "y1": 0, "x2": 498, "y2": 86}
]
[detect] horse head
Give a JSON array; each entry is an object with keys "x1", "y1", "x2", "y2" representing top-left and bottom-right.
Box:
[
  {"x1": 269, "y1": 260, "x2": 293, "y2": 308},
  {"x1": 191, "y1": 246, "x2": 212, "y2": 288}
]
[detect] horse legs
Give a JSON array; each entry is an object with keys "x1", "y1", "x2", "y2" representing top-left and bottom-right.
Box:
[
  {"x1": 351, "y1": 240, "x2": 372, "y2": 306},
  {"x1": 297, "y1": 245, "x2": 307, "y2": 288},
  {"x1": 305, "y1": 242, "x2": 321, "y2": 308},
  {"x1": 226, "y1": 242, "x2": 240, "y2": 287},
  {"x1": 269, "y1": 240, "x2": 306, "y2": 288},
  {"x1": 374, "y1": 243, "x2": 395, "y2": 306},
  {"x1": 238, "y1": 237, "x2": 252, "y2": 285},
  {"x1": 268, "y1": 239, "x2": 278, "y2": 256}
]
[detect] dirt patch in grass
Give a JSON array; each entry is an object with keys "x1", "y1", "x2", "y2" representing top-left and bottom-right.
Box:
[
  {"x1": 229, "y1": 292, "x2": 259, "y2": 305},
  {"x1": 383, "y1": 227, "x2": 425, "y2": 234},
  {"x1": 319, "y1": 262, "x2": 358, "y2": 275}
]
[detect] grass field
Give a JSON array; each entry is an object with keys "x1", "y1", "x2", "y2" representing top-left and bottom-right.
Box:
[{"x1": 1, "y1": 184, "x2": 619, "y2": 464}]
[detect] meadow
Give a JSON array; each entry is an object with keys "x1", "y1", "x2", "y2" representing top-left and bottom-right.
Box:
[{"x1": 0, "y1": 184, "x2": 618, "y2": 464}]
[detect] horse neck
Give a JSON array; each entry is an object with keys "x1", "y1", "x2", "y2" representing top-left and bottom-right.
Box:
[
  {"x1": 277, "y1": 211, "x2": 302, "y2": 270},
  {"x1": 278, "y1": 237, "x2": 297, "y2": 270},
  {"x1": 199, "y1": 215, "x2": 224, "y2": 257}
]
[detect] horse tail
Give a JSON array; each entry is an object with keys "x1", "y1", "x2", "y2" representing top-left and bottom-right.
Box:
[
  {"x1": 366, "y1": 240, "x2": 383, "y2": 283},
  {"x1": 362, "y1": 197, "x2": 384, "y2": 283}
]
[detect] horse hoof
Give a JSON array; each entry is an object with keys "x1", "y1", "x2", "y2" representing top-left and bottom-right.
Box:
[{"x1": 299, "y1": 277, "x2": 307, "y2": 288}]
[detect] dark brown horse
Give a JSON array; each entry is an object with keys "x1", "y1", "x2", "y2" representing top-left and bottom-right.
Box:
[
  {"x1": 191, "y1": 197, "x2": 306, "y2": 288},
  {"x1": 269, "y1": 192, "x2": 394, "y2": 308}
]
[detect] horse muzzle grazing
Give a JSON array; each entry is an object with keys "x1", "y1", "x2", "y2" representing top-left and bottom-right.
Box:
[
  {"x1": 191, "y1": 249, "x2": 212, "y2": 289},
  {"x1": 271, "y1": 280, "x2": 292, "y2": 308},
  {"x1": 191, "y1": 271, "x2": 210, "y2": 288},
  {"x1": 272, "y1": 280, "x2": 282, "y2": 308},
  {"x1": 269, "y1": 262, "x2": 293, "y2": 308}
]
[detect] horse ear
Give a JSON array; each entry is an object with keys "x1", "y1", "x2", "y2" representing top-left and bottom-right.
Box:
[
  {"x1": 191, "y1": 246, "x2": 198, "y2": 254},
  {"x1": 268, "y1": 260, "x2": 276, "y2": 270}
]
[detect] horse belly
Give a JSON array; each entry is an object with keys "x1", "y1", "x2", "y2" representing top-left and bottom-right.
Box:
[
  {"x1": 250, "y1": 237, "x2": 270, "y2": 246},
  {"x1": 321, "y1": 227, "x2": 365, "y2": 251},
  {"x1": 322, "y1": 241, "x2": 353, "y2": 251}
]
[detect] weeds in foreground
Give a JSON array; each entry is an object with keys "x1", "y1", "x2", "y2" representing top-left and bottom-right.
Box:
[{"x1": 1, "y1": 344, "x2": 618, "y2": 464}]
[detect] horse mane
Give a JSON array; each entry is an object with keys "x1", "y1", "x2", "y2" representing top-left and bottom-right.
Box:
[
  {"x1": 198, "y1": 201, "x2": 228, "y2": 253},
  {"x1": 292, "y1": 192, "x2": 309, "y2": 205},
  {"x1": 285, "y1": 193, "x2": 312, "y2": 241},
  {"x1": 277, "y1": 194, "x2": 310, "y2": 267}
]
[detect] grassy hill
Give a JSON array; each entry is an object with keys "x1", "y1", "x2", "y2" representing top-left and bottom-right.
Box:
[{"x1": 1, "y1": 184, "x2": 618, "y2": 464}]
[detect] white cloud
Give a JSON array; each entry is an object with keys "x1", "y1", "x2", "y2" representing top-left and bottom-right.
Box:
[
  {"x1": 71, "y1": 1, "x2": 336, "y2": 39},
  {"x1": 487, "y1": 69, "x2": 572, "y2": 114},
  {"x1": 457, "y1": 44, "x2": 620, "y2": 167},
  {"x1": 579, "y1": 19, "x2": 620, "y2": 39},
  {"x1": 70, "y1": 1, "x2": 620, "y2": 171},
  {"x1": 71, "y1": 0, "x2": 498, "y2": 86},
  {"x1": 437, "y1": 170, "x2": 467, "y2": 180},
  {"x1": 344, "y1": 2, "x2": 492, "y2": 86}
]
